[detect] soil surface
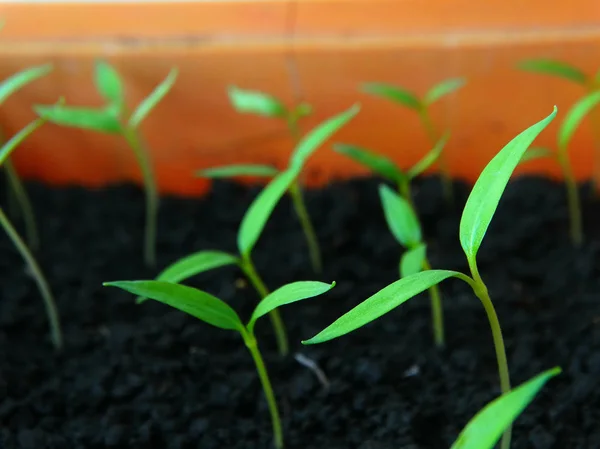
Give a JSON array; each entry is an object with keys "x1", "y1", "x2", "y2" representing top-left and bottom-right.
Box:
[{"x1": 1, "y1": 174, "x2": 600, "y2": 449}]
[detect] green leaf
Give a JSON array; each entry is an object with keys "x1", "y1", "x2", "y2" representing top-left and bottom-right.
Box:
[
  {"x1": 423, "y1": 78, "x2": 466, "y2": 106},
  {"x1": 451, "y1": 367, "x2": 561, "y2": 449},
  {"x1": 557, "y1": 90, "x2": 600, "y2": 152},
  {"x1": 237, "y1": 168, "x2": 298, "y2": 257},
  {"x1": 136, "y1": 250, "x2": 239, "y2": 304},
  {"x1": 459, "y1": 107, "x2": 557, "y2": 263},
  {"x1": 302, "y1": 270, "x2": 460, "y2": 344},
  {"x1": 517, "y1": 59, "x2": 588, "y2": 85},
  {"x1": 292, "y1": 102, "x2": 313, "y2": 120},
  {"x1": 400, "y1": 244, "x2": 426, "y2": 278},
  {"x1": 407, "y1": 131, "x2": 450, "y2": 179},
  {"x1": 289, "y1": 104, "x2": 360, "y2": 170},
  {"x1": 94, "y1": 59, "x2": 124, "y2": 109},
  {"x1": 361, "y1": 83, "x2": 421, "y2": 110},
  {"x1": 333, "y1": 143, "x2": 403, "y2": 181},
  {"x1": 34, "y1": 104, "x2": 122, "y2": 134},
  {"x1": 519, "y1": 146, "x2": 554, "y2": 163},
  {"x1": 247, "y1": 281, "x2": 336, "y2": 332},
  {"x1": 227, "y1": 85, "x2": 287, "y2": 118},
  {"x1": 104, "y1": 280, "x2": 243, "y2": 331},
  {"x1": 379, "y1": 184, "x2": 422, "y2": 247},
  {"x1": 196, "y1": 164, "x2": 279, "y2": 179},
  {"x1": 0, "y1": 64, "x2": 53, "y2": 106},
  {"x1": 0, "y1": 117, "x2": 46, "y2": 166},
  {"x1": 129, "y1": 68, "x2": 178, "y2": 129}
]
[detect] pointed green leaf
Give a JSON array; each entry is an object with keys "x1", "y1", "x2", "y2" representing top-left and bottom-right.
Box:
[
  {"x1": 136, "y1": 250, "x2": 239, "y2": 304},
  {"x1": 227, "y1": 85, "x2": 287, "y2": 118},
  {"x1": 94, "y1": 60, "x2": 124, "y2": 109},
  {"x1": 196, "y1": 164, "x2": 279, "y2": 179},
  {"x1": 34, "y1": 104, "x2": 122, "y2": 134},
  {"x1": 0, "y1": 64, "x2": 53, "y2": 106},
  {"x1": 451, "y1": 367, "x2": 561, "y2": 449},
  {"x1": 517, "y1": 59, "x2": 588, "y2": 85},
  {"x1": 379, "y1": 184, "x2": 422, "y2": 247},
  {"x1": 0, "y1": 117, "x2": 46, "y2": 166},
  {"x1": 460, "y1": 107, "x2": 557, "y2": 262},
  {"x1": 334, "y1": 143, "x2": 404, "y2": 181},
  {"x1": 407, "y1": 131, "x2": 450, "y2": 179},
  {"x1": 302, "y1": 270, "x2": 460, "y2": 345},
  {"x1": 519, "y1": 146, "x2": 554, "y2": 164},
  {"x1": 248, "y1": 281, "x2": 336, "y2": 332},
  {"x1": 557, "y1": 90, "x2": 600, "y2": 153},
  {"x1": 237, "y1": 168, "x2": 298, "y2": 257},
  {"x1": 129, "y1": 68, "x2": 178, "y2": 129},
  {"x1": 400, "y1": 244, "x2": 426, "y2": 278},
  {"x1": 289, "y1": 104, "x2": 360, "y2": 170},
  {"x1": 104, "y1": 280, "x2": 243, "y2": 331},
  {"x1": 361, "y1": 83, "x2": 421, "y2": 110},
  {"x1": 423, "y1": 78, "x2": 466, "y2": 106}
]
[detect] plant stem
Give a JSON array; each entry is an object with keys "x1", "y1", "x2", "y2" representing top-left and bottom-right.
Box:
[
  {"x1": 0, "y1": 206, "x2": 62, "y2": 349},
  {"x1": 557, "y1": 151, "x2": 583, "y2": 246},
  {"x1": 4, "y1": 158, "x2": 39, "y2": 250},
  {"x1": 586, "y1": 90, "x2": 600, "y2": 195},
  {"x1": 398, "y1": 178, "x2": 415, "y2": 210},
  {"x1": 242, "y1": 331, "x2": 284, "y2": 449},
  {"x1": 288, "y1": 181, "x2": 322, "y2": 274},
  {"x1": 122, "y1": 127, "x2": 159, "y2": 267},
  {"x1": 422, "y1": 258, "x2": 444, "y2": 348},
  {"x1": 240, "y1": 255, "x2": 289, "y2": 356}
]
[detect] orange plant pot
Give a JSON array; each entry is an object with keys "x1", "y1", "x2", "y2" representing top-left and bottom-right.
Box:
[{"x1": 0, "y1": 0, "x2": 599, "y2": 196}]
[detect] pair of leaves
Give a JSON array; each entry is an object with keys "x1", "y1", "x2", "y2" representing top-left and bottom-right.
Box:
[{"x1": 228, "y1": 85, "x2": 313, "y2": 121}]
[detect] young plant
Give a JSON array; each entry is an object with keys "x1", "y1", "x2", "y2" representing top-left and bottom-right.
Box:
[
  {"x1": 451, "y1": 367, "x2": 561, "y2": 449},
  {"x1": 362, "y1": 77, "x2": 466, "y2": 203},
  {"x1": 34, "y1": 60, "x2": 178, "y2": 267},
  {"x1": 104, "y1": 279, "x2": 336, "y2": 449},
  {"x1": 0, "y1": 65, "x2": 63, "y2": 349},
  {"x1": 196, "y1": 86, "x2": 323, "y2": 274},
  {"x1": 302, "y1": 107, "x2": 558, "y2": 449},
  {"x1": 140, "y1": 105, "x2": 360, "y2": 356},
  {"x1": 379, "y1": 184, "x2": 445, "y2": 347}
]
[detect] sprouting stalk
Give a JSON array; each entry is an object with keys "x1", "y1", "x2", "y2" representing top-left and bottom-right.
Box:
[
  {"x1": 288, "y1": 181, "x2": 322, "y2": 273},
  {"x1": 421, "y1": 257, "x2": 444, "y2": 347},
  {"x1": 3, "y1": 157, "x2": 38, "y2": 250},
  {"x1": 557, "y1": 151, "x2": 582, "y2": 245},
  {"x1": 0, "y1": 206, "x2": 62, "y2": 349}
]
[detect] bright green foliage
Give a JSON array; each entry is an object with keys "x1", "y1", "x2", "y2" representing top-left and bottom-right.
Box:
[
  {"x1": 198, "y1": 164, "x2": 279, "y2": 179},
  {"x1": 334, "y1": 143, "x2": 404, "y2": 182},
  {"x1": 400, "y1": 243, "x2": 427, "y2": 277},
  {"x1": 517, "y1": 59, "x2": 588, "y2": 85},
  {"x1": 94, "y1": 60, "x2": 124, "y2": 110},
  {"x1": 423, "y1": 78, "x2": 466, "y2": 106},
  {"x1": 0, "y1": 64, "x2": 53, "y2": 104},
  {"x1": 34, "y1": 105, "x2": 122, "y2": 133},
  {"x1": 519, "y1": 146, "x2": 554, "y2": 163},
  {"x1": 362, "y1": 83, "x2": 421, "y2": 110},
  {"x1": 129, "y1": 68, "x2": 178, "y2": 128},
  {"x1": 228, "y1": 85, "x2": 287, "y2": 118},
  {"x1": 558, "y1": 90, "x2": 600, "y2": 151},
  {"x1": 379, "y1": 184, "x2": 421, "y2": 247},
  {"x1": 451, "y1": 367, "x2": 561, "y2": 449}
]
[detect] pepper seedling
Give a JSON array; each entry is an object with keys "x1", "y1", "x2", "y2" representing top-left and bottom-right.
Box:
[
  {"x1": 195, "y1": 86, "x2": 332, "y2": 274},
  {"x1": 103, "y1": 279, "x2": 336, "y2": 449},
  {"x1": 139, "y1": 105, "x2": 360, "y2": 356},
  {"x1": 34, "y1": 59, "x2": 178, "y2": 267},
  {"x1": 362, "y1": 77, "x2": 465, "y2": 203},
  {"x1": 519, "y1": 91, "x2": 600, "y2": 246},
  {"x1": 0, "y1": 64, "x2": 63, "y2": 349},
  {"x1": 303, "y1": 106, "x2": 558, "y2": 449}
]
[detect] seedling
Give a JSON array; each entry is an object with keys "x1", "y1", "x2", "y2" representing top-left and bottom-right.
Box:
[
  {"x1": 104, "y1": 279, "x2": 336, "y2": 449},
  {"x1": 34, "y1": 59, "x2": 178, "y2": 267},
  {"x1": 140, "y1": 105, "x2": 360, "y2": 356},
  {"x1": 379, "y1": 184, "x2": 445, "y2": 347},
  {"x1": 451, "y1": 367, "x2": 561, "y2": 449},
  {"x1": 0, "y1": 64, "x2": 63, "y2": 349},
  {"x1": 303, "y1": 107, "x2": 558, "y2": 449},
  {"x1": 519, "y1": 91, "x2": 600, "y2": 245},
  {"x1": 362, "y1": 77, "x2": 466, "y2": 203},
  {"x1": 196, "y1": 86, "x2": 326, "y2": 274}
]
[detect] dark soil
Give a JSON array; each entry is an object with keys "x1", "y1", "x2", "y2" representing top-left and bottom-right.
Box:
[{"x1": 1, "y1": 173, "x2": 600, "y2": 449}]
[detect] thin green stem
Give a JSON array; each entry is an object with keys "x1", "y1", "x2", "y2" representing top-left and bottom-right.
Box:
[
  {"x1": 4, "y1": 158, "x2": 39, "y2": 250},
  {"x1": 288, "y1": 181, "x2": 322, "y2": 274},
  {"x1": 242, "y1": 331, "x2": 284, "y2": 448},
  {"x1": 398, "y1": 179, "x2": 415, "y2": 210},
  {"x1": 586, "y1": 84, "x2": 600, "y2": 195},
  {"x1": 0, "y1": 206, "x2": 62, "y2": 349},
  {"x1": 122, "y1": 127, "x2": 159, "y2": 267},
  {"x1": 422, "y1": 257, "x2": 444, "y2": 348},
  {"x1": 557, "y1": 151, "x2": 583, "y2": 246},
  {"x1": 240, "y1": 255, "x2": 289, "y2": 356}
]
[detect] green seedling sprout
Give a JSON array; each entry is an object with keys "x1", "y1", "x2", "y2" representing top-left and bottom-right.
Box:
[
  {"x1": 195, "y1": 86, "x2": 332, "y2": 274},
  {"x1": 451, "y1": 367, "x2": 561, "y2": 449},
  {"x1": 519, "y1": 91, "x2": 600, "y2": 246},
  {"x1": 303, "y1": 107, "x2": 558, "y2": 449},
  {"x1": 362, "y1": 77, "x2": 465, "y2": 203},
  {"x1": 34, "y1": 59, "x2": 178, "y2": 267},
  {"x1": 139, "y1": 105, "x2": 360, "y2": 356},
  {"x1": 104, "y1": 279, "x2": 336, "y2": 449},
  {"x1": 518, "y1": 58, "x2": 600, "y2": 193}
]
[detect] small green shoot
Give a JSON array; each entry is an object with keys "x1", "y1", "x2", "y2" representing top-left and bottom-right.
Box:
[
  {"x1": 104, "y1": 279, "x2": 336, "y2": 449},
  {"x1": 34, "y1": 59, "x2": 179, "y2": 267},
  {"x1": 303, "y1": 106, "x2": 558, "y2": 449},
  {"x1": 362, "y1": 78, "x2": 465, "y2": 203}
]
